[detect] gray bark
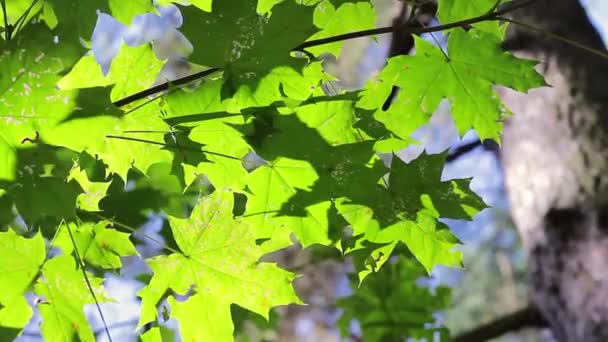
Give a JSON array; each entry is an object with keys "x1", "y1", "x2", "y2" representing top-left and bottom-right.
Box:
[{"x1": 500, "y1": 0, "x2": 608, "y2": 340}]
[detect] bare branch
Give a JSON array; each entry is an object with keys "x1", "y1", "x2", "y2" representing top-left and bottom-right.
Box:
[{"x1": 453, "y1": 305, "x2": 546, "y2": 342}]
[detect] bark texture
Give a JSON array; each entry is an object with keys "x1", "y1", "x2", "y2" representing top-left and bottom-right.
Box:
[{"x1": 500, "y1": 0, "x2": 608, "y2": 340}]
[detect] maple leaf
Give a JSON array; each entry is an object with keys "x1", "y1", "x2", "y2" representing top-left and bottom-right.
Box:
[
  {"x1": 163, "y1": 79, "x2": 252, "y2": 190},
  {"x1": 138, "y1": 188, "x2": 301, "y2": 331},
  {"x1": 438, "y1": 0, "x2": 507, "y2": 38},
  {"x1": 338, "y1": 258, "x2": 451, "y2": 341},
  {"x1": 34, "y1": 255, "x2": 110, "y2": 342},
  {"x1": 0, "y1": 231, "x2": 45, "y2": 335},
  {"x1": 358, "y1": 29, "x2": 545, "y2": 142},
  {"x1": 307, "y1": 1, "x2": 377, "y2": 57},
  {"x1": 336, "y1": 152, "x2": 486, "y2": 279},
  {"x1": 177, "y1": 1, "x2": 322, "y2": 105},
  {"x1": 53, "y1": 221, "x2": 138, "y2": 269}
]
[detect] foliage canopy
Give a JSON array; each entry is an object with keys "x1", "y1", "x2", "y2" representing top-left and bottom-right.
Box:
[{"x1": 0, "y1": 0, "x2": 544, "y2": 340}]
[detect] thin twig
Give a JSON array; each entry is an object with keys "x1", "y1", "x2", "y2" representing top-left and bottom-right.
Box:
[
  {"x1": 89, "y1": 212, "x2": 182, "y2": 255},
  {"x1": 122, "y1": 92, "x2": 164, "y2": 116},
  {"x1": 105, "y1": 134, "x2": 243, "y2": 161},
  {"x1": 112, "y1": 67, "x2": 221, "y2": 107},
  {"x1": 0, "y1": 0, "x2": 10, "y2": 40},
  {"x1": 295, "y1": 0, "x2": 533, "y2": 51},
  {"x1": 487, "y1": 0, "x2": 503, "y2": 15},
  {"x1": 446, "y1": 139, "x2": 499, "y2": 162},
  {"x1": 66, "y1": 222, "x2": 113, "y2": 342},
  {"x1": 12, "y1": 0, "x2": 39, "y2": 35},
  {"x1": 499, "y1": 16, "x2": 608, "y2": 60}
]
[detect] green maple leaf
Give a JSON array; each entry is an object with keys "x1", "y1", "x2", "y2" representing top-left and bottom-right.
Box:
[
  {"x1": 54, "y1": 221, "x2": 137, "y2": 269},
  {"x1": 34, "y1": 255, "x2": 109, "y2": 342},
  {"x1": 13, "y1": 178, "x2": 83, "y2": 225},
  {"x1": 337, "y1": 257, "x2": 451, "y2": 341},
  {"x1": 358, "y1": 29, "x2": 545, "y2": 142},
  {"x1": 257, "y1": 0, "x2": 285, "y2": 13},
  {"x1": 44, "y1": 105, "x2": 174, "y2": 181},
  {"x1": 241, "y1": 105, "x2": 384, "y2": 248},
  {"x1": 138, "y1": 188, "x2": 301, "y2": 330},
  {"x1": 180, "y1": 0, "x2": 315, "y2": 68},
  {"x1": 244, "y1": 157, "x2": 332, "y2": 248},
  {"x1": 307, "y1": 0, "x2": 376, "y2": 57},
  {"x1": 337, "y1": 152, "x2": 486, "y2": 278},
  {"x1": 108, "y1": 0, "x2": 154, "y2": 24},
  {"x1": 294, "y1": 93, "x2": 362, "y2": 145},
  {"x1": 389, "y1": 152, "x2": 487, "y2": 220},
  {"x1": 46, "y1": 0, "x2": 157, "y2": 105},
  {"x1": 0, "y1": 0, "x2": 46, "y2": 33},
  {"x1": 0, "y1": 23, "x2": 121, "y2": 181},
  {"x1": 7, "y1": 145, "x2": 84, "y2": 226},
  {"x1": 338, "y1": 201, "x2": 465, "y2": 279},
  {"x1": 97, "y1": 166, "x2": 190, "y2": 228},
  {"x1": 163, "y1": 80, "x2": 251, "y2": 190},
  {"x1": 47, "y1": 0, "x2": 152, "y2": 38},
  {"x1": 243, "y1": 102, "x2": 377, "y2": 192},
  {"x1": 69, "y1": 153, "x2": 111, "y2": 212},
  {"x1": 0, "y1": 24, "x2": 79, "y2": 180},
  {"x1": 58, "y1": 44, "x2": 164, "y2": 103},
  {"x1": 0, "y1": 295, "x2": 32, "y2": 341},
  {"x1": 157, "y1": 0, "x2": 212, "y2": 12},
  {"x1": 178, "y1": 1, "x2": 322, "y2": 105},
  {"x1": 0, "y1": 230, "x2": 45, "y2": 333},
  {"x1": 438, "y1": 0, "x2": 507, "y2": 38},
  {"x1": 45, "y1": 0, "x2": 110, "y2": 39},
  {"x1": 169, "y1": 293, "x2": 233, "y2": 341}
]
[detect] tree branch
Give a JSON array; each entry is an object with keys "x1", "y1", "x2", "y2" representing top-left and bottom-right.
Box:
[
  {"x1": 446, "y1": 139, "x2": 499, "y2": 162},
  {"x1": 453, "y1": 305, "x2": 546, "y2": 342},
  {"x1": 112, "y1": 67, "x2": 221, "y2": 107},
  {"x1": 381, "y1": 2, "x2": 422, "y2": 111},
  {"x1": 295, "y1": 0, "x2": 534, "y2": 51}
]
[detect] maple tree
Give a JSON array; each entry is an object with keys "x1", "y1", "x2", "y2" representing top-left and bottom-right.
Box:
[{"x1": 0, "y1": 0, "x2": 546, "y2": 340}]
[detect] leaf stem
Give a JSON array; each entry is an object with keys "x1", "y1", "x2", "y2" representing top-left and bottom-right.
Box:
[
  {"x1": 89, "y1": 212, "x2": 182, "y2": 255},
  {"x1": 0, "y1": 0, "x2": 10, "y2": 40},
  {"x1": 105, "y1": 134, "x2": 244, "y2": 161},
  {"x1": 66, "y1": 222, "x2": 113, "y2": 342},
  {"x1": 12, "y1": 0, "x2": 39, "y2": 36}
]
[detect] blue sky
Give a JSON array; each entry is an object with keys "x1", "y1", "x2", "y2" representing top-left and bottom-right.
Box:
[{"x1": 581, "y1": 0, "x2": 608, "y2": 42}]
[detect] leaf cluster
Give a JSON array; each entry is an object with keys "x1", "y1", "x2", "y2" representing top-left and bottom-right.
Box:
[{"x1": 0, "y1": 0, "x2": 544, "y2": 340}]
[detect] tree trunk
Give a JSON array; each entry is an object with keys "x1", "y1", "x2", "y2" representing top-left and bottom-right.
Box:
[{"x1": 500, "y1": 0, "x2": 608, "y2": 340}]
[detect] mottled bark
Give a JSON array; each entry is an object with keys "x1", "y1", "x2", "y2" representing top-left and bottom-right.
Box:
[{"x1": 500, "y1": 0, "x2": 608, "y2": 340}]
